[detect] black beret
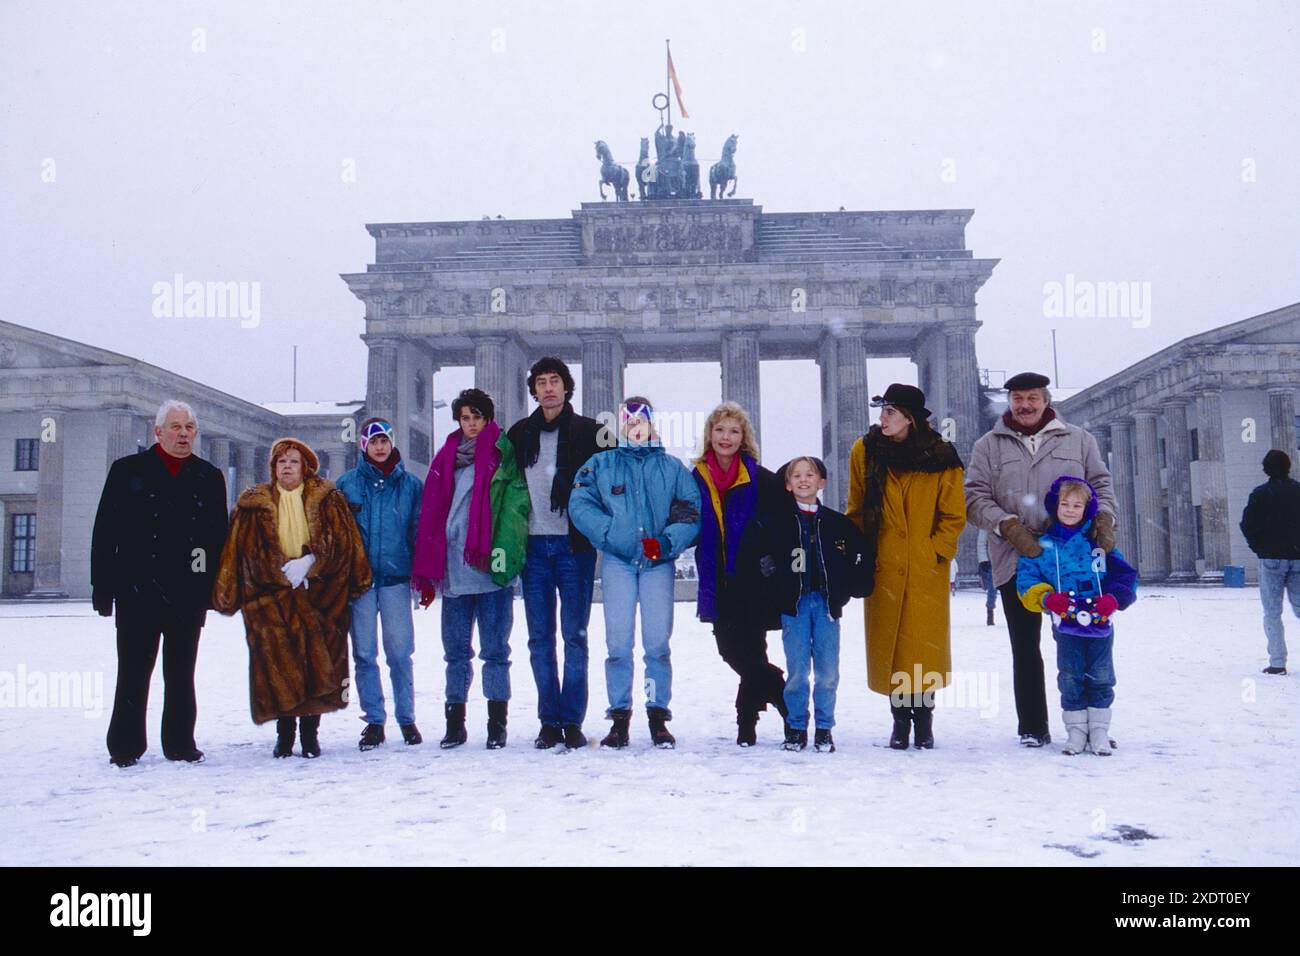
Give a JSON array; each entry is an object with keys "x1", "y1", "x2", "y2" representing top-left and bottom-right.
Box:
[{"x1": 1004, "y1": 372, "x2": 1051, "y2": 391}]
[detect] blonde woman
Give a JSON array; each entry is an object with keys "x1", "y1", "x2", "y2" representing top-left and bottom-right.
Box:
[
  {"x1": 692, "y1": 402, "x2": 790, "y2": 746},
  {"x1": 214, "y1": 438, "x2": 372, "y2": 758}
]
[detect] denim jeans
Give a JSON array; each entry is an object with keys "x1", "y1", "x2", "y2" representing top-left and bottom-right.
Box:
[
  {"x1": 349, "y1": 583, "x2": 416, "y2": 726},
  {"x1": 1258, "y1": 558, "x2": 1300, "y2": 667},
  {"x1": 441, "y1": 587, "x2": 513, "y2": 704},
  {"x1": 1054, "y1": 629, "x2": 1115, "y2": 711},
  {"x1": 781, "y1": 591, "x2": 841, "y2": 730},
  {"x1": 978, "y1": 561, "x2": 997, "y2": 610},
  {"x1": 600, "y1": 553, "x2": 674, "y2": 716},
  {"x1": 522, "y1": 534, "x2": 597, "y2": 727}
]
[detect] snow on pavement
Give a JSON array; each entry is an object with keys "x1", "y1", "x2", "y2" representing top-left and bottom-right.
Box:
[{"x1": 0, "y1": 588, "x2": 1296, "y2": 866}]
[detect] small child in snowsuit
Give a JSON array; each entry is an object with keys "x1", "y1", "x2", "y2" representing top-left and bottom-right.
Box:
[
  {"x1": 1016, "y1": 475, "x2": 1138, "y2": 756},
  {"x1": 745, "y1": 456, "x2": 868, "y2": 753}
]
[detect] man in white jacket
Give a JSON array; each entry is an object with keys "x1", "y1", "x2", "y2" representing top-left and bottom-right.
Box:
[{"x1": 963, "y1": 372, "x2": 1118, "y2": 748}]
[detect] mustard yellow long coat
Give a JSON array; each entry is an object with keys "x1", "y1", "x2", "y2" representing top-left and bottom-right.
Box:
[{"x1": 846, "y1": 437, "x2": 967, "y2": 697}]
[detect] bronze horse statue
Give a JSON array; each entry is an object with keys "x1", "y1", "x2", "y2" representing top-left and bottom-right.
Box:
[
  {"x1": 709, "y1": 133, "x2": 739, "y2": 199},
  {"x1": 595, "y1": 140, "x2": 630, "y2": 202}
]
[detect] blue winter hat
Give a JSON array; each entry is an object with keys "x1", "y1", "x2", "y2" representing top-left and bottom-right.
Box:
[
  {"x1": 358, "y1": 418, "x2": 395, "y2": 452},
  {"x1": 1044, "y1": 475, "x2": 1099, "y2": 524}
]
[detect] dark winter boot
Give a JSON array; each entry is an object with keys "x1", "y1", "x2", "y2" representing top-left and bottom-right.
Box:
[
  {"x1": 359, "y1": 722, "x2": 386, "y2": 751},
  {"x1": 440, "y1": 703, "x2": 467, "y2": 749},
  {"x1": 814, "y1": 728, "x2": 835, "y2": 753},
  {"x1": 400, "y1": 723, "x2": 422, "y2": 746},
  {"x1": 889, "y1": 702, "x2": 912, "y2": 750},
  {"x1": 911, "y1": 704, "x2": 935, "y2": 749},
  {"x1": 782, "y1": 726, "x2": 808, "y2": 751},
  {"x1": 273, "y1": 717, "x2": 296, "y2": 758},
  {"x1": 563, "y1": 724, "x2": 588, "y2": 750},
  {"x1": 737, "y1": 711, "x2": 759, "y2": 747},
  {"x1": 648, "y1": 708, "x2": 675, "y2": 749},
  {"x1": 534, "y1": 724, "x2": 564, "y2": 749},
  {"x1": 485, "y1": 701, "x2": 508, "y2": 749},
  {"x1": 299, "y1": 716, "x2": 321, "y2": 758},
  {"x1": 986, "y1": 606, "x2": 995, "y2": 626},
  {"x1": 601, "y1": 710, "x2": 632, "y2": 749}
]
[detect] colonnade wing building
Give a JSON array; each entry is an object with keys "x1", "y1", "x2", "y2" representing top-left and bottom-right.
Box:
[
  {"x1": 341, "y1": 199, "x2": 999, "y2": 555},
  {"x1": 0, "y1": 320, "x2": 361, "y2": 599},
  {"x1": 1057, "y1": 301, "x2": 1300, "y2": 584}
]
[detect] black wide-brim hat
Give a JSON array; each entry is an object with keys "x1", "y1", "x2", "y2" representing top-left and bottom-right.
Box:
[{"x1": 870, "y1": 383, "x2": 931, "y2": 421}]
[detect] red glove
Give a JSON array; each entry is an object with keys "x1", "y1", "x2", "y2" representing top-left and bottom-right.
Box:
[
  {"x1": 416, "y1": 584, "x2": 436, "y2": 608},
  {"x1": 1043, "y1": 592, "x2": 1071, "y2": 616},
  {"x1": 641, "y1": 537, "x2": 662, "y2": 561},
  {"x1": 1094, "y1": 594, "x2": 1118, "y2": 618}
]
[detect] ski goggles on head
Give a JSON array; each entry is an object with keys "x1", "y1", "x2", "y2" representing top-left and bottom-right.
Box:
[
  {"x1": 358, "y1": 419, "x2": 394, "y2": 451},
  {"x1": 620, "y1": 402, "x2": 653, "y2": 427}
]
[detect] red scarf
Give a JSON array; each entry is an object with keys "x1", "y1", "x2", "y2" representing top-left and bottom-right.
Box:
[
  {"x1": 1003, "y1": 406, "x2": 1056, "y2": 437},
  {"x1": 411, "y1": 422, "x2": 501, "y2": 593},
  {"x1": 154, "y1": 443, "x2": 186, "y2": 476},
  {"x1": 705, "y1": 447, "x2": 742, "y2": 492}
]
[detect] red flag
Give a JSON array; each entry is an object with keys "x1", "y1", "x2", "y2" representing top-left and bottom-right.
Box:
[{"x1": 667, "y1": 50, "x2": 690, "y2": 119}]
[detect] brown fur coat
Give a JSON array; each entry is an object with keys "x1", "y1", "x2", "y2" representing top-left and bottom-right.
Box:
[{"x1": 213, "y1": 476, "x2": 372, "y2": 724}]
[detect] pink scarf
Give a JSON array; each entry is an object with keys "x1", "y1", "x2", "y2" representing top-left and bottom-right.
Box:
[
  {"x1": 412, "y1": 421, "x2": 501, "y2": 592},
  {"x1": 705, "y1": 447, "x2": 742, "y2": 492}
]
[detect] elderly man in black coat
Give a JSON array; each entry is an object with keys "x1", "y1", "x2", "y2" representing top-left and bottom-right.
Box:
[{"x1": 91, "y1": 400, "x2": 229, "y2": 767}]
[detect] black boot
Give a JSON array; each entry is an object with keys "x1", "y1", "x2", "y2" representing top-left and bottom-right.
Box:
[
  {"x1": 782, "y1": 726, "x2": 808, "y2": 751},
  {"x1": 563, "y1": 724, "x2": 587, "y2": 750},
  {"x1": 648, "y1": 708, "x2": 675, "y2": 749},
  {"x1": 273, "y1": 717, "x2": 296, "y2": 758},
  {"x1": 737, "y1": 711, "x2": 758, "y2": 747},
  {"x1": 534, "y1": 724, "x2": 564, "y2": 749},
  {"x1": 814, "y1": 728, "x2": 835, "y2": 753},
  {"x1": 400, "y1": 723, "x2": 422, "y2": 745},
  {"x1": 601, "y1": 710, "x2": 632, "y2": 749},
  {"x1": 912, "y1": 704, "x2": 935, "y2": 749},
  {"x1": 889, "y1": 703, "x2": 911, "y2": 750},
  {"x1": 359, "y1": 722, "x2": 386, "y2": 751},
  {"x1": 440, "y1": 703, "x2": 467, "y2": 749},
  {"x1": 986, "y1": 606, "x2": 995, "y2": 626},
  {"x1": 486, "y1": 700, "x2": 508, "y2": 750},
  {"x1": 299, "y1": 716, "x2": 321, "y2": 758}
]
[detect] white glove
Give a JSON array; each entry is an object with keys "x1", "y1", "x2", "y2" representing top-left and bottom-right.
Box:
[{"x1": 281, "y1": 553, "x2": 316, "y2": 589}]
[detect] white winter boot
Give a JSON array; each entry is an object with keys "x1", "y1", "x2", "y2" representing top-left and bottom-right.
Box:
[
  {"x1": 1086, "y1": 707, "x2": 1112, "y2": 756},
  {"x1": 1062, "y1": 710, "x2": 1089, "y2": 755}
]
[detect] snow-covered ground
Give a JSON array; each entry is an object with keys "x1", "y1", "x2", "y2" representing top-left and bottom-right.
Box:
[{"x1": 1, "y1": 588, "x2": 1296, "y2": 866}]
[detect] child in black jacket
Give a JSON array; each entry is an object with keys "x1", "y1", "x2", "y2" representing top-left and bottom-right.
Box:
[{"x1": 743, "y1": 456, "x2": 869, "y2": 752}]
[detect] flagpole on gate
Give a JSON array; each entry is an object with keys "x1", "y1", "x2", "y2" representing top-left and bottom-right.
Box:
[{"x1": 665, "y1": 38, "x2": 672, "y2": 129}]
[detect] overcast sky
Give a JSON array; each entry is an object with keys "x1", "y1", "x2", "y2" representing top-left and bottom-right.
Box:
[{"x1": 3, "y1": 0, "x2": 1297, "y2": 465}]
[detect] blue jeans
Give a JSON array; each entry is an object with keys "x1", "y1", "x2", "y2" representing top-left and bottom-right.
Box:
[
  {"x1": 349, "y1": 583, "x2": 417, "y2": 726},
  {"x1": 1054, "y1": 629, "x2": 1115, "y2": 710},
  {"x1": 441, "y1": 587, "x2": 513, "y2": 704},
  {"x1": 1258, "y1": 558, "x2": 1300, "y2": 667},
  {"x1": 522, "y1": 535, "x2": 597, "y2": 727},
  {"x1": 600, "y1": 553, "x2": 674, "y2": 716},
  {"x1": 978, "y1": 561, "x2": 997, "y2": 610},
  {"x1": 781, "y1": 591, "x2": 841, "y2": 730}
]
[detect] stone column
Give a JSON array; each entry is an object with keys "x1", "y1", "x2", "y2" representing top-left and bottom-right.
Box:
[
  {"x1": 474, "y1": 335, "x2": 530, "y2": 431},
  {"x1": 721, "y1": 330, "x2": 761, "y2": 447},
  {"x1": 1194, "y1": 390, "x2": 1230, "y2": 578},
  {"x1": 1162, "y1": 400, "x2": 1196, "y2": 581},
  {"x1": 207, "y1": 437, "x2": 234, "y2": 509},
  {"x1": 232, "y1": 442, "x2": 255, "y2": 498},
  {"x1": 580, "y1": 333, "x2": 626, "y2": 425},
  {"x1": 1268, "y1": 387, "x2": 1297, "y2": 457},
  {"x1": 914, "y1": 327, "x2": 949, "y2": 430},
  {"x1": 816, "y1": 331, "x2": 869, "y2": 510},
  {"x1": 31, "y1": 414, "x2": 67, "y2": 597},
  {"x1": 365, "y1": 338, "x2": 399, "y2": 424},
  {"x1": 1107, "y1": 418, "x2": 1139, "y2": 560},
  {"x1": 106, "y1": 410, "x2": 138, "y2": 471},
  {"x1": 1133, "y1": 410, "x2": 1169, "y2": 580},
  {"x1": 943, "y1": 323, "x2": 981, "y2": 579}
]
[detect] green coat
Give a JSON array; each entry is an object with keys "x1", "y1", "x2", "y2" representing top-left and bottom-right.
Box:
[{"x1": 488, "y1": 433, "x2": 531, "y2": 586}]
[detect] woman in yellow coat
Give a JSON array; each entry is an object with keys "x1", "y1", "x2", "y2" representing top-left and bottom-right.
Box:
[{"x1": 846, "y1": 384, "x2": 966, "y2": 750}]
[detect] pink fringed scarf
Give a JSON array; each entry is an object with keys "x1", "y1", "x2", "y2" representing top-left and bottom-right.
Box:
[{"x1": 412, "y1": 421, "x2": 501, "y2": 592}]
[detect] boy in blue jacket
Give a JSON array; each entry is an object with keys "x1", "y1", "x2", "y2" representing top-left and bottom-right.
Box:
[
  {"x1": 568, "y1": 397, "x2": 701, "y2": 749},
  {"x1": 1016, "y1": 476, "x2": 1137, "y2": 756}
]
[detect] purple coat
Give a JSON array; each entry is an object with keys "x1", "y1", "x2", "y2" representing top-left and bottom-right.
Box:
[{"x1": 693, "y1": 453, "x2": 782, "y2": 624}]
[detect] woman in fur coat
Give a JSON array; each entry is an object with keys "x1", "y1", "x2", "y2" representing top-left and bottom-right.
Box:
[{"x1": 213, "y1": 438, "x2": 372, "y2": 757}]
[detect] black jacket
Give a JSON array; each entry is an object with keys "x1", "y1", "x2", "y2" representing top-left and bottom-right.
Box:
[
  {"x1": 1241, "y1": 477, "x2": 1300, "y2": 559},
  {"x1": 506, "y1": 408, "x2": 613, "y2": 554},
  {"x1": 741, "y1": 500, "x2": 870, "y2": 622},
  {"x1": 91, "y1": 446, "x2": 229, "y2": 617}
]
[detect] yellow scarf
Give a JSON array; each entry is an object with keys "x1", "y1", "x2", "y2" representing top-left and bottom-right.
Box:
[{"x1": 275, "y1": 482, "x2": 310, "y2": 559}]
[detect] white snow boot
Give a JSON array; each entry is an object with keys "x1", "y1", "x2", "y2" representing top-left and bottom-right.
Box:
[
  {"x1": 1086, "y1": 707, "x2": 1112, "y2": 756},
  {"x1": 1062, "y1": 710, "x2": 1089, "y2": 755}
]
